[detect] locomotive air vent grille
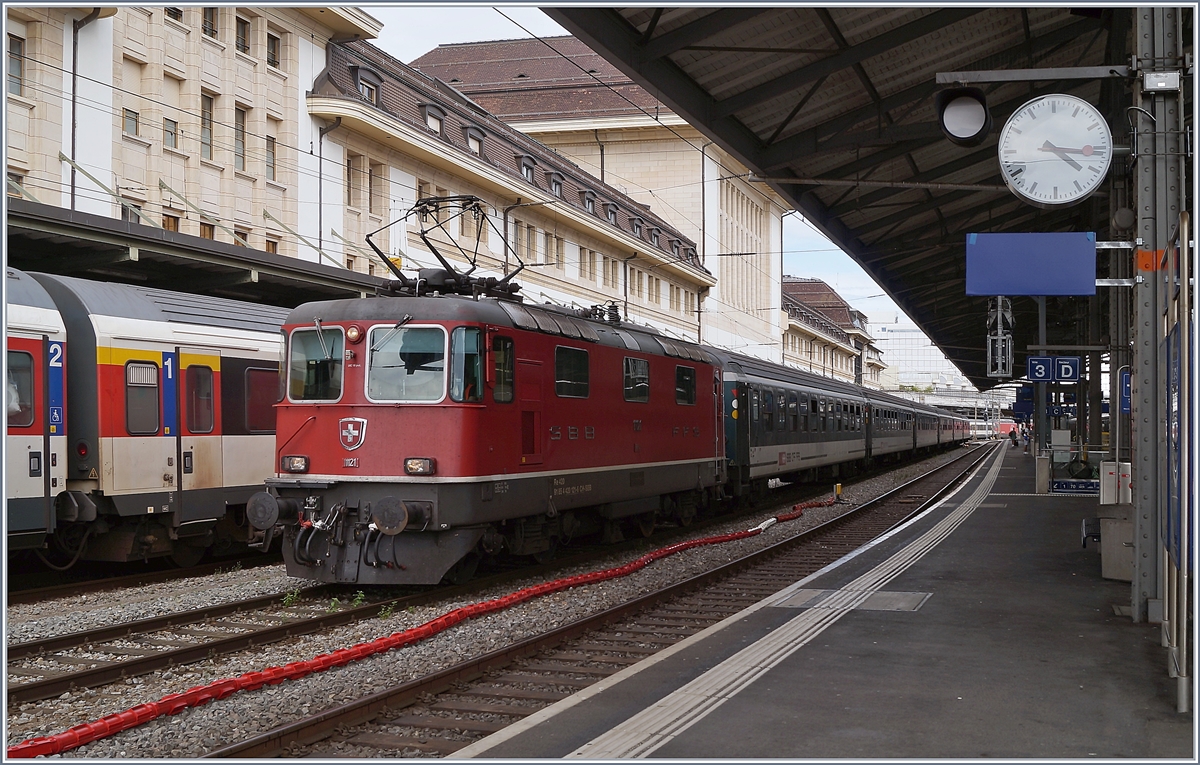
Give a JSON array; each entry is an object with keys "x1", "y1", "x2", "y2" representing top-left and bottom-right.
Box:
[{"x1": 498, "y1": 302, "x2": 599, "y2": 343}]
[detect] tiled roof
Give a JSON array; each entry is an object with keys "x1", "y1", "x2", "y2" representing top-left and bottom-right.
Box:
[
  {"x1": 409, "y1": 36, "x2": 668, "y2": 121},
  {"x1": 782, "y1": 277, "x2": 858, "y2": 330},
  {"x1": 320, "y1": 40, "x2": 701, "y2": 270}
]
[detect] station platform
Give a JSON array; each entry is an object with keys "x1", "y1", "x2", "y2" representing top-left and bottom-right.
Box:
[{"x1": 457, "y1": 444, "x2": 1194, "y2": 759}]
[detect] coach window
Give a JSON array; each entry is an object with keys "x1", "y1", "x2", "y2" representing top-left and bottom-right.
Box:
[
  {"x1": 6, "y1": 351, "x2": 33, "y2": 427},
  {"x1": 186, "y1": 366, "x2": 214, "y2": 433},
  {"x1": 450, "y1": 328, "x2": 483, "y2": 403},
  {"x1": 555, "y1": 346, "x2": 589, "y2": 398},
  {"x1": 245, "y1": 368, "x2": 277, "y2": 433},
  {"x1": 675, "y1": 365, "x2": 696, "y2": 405},
  {"x1": 787, "y1": 392, "x2": 798, "y2": 432},
  {"x1": 763, "y1": 389, "x2": 774, "y2": 432},
  {"x1": 491, "y1": 336, "x2": 514, "y2": 403},
  {"x1": 367, "y1": 326, "x2": 445, "y2": 402},
  {"x1": 777, "y1": 392, "x2": 786, "y2": 431},
  {"x1": 624, "y1": 357, "x2": 650, "y2": 403},
  {"x1": 750, "y1": 388, "x2": 759, "y2": 423},
  {"x1": 289, "y1": 327, "x2": 344, "y2": 401},
  {"x1": 126, "y1": 362, "x2": 160, "y2": 435}
]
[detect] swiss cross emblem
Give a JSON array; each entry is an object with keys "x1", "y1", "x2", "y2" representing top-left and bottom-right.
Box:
[{"x1": 339, "y1": 417, "x2": 367, "y2": 451}]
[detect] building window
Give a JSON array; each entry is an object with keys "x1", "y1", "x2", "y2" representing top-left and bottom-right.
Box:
[
  {"x1": 123, "y1": 108, "x2": 139, "y2": 136},
  {"x1": 163, "y1": 117, "x2": 178, "y2": 149},
  {"x1": 346, "y1": 257, "x2": 354, "y2": 270},
  {"x1": 120, "y1": 200, "x2": 142, "y2": 224},
  {"x1": 345, "y1": 155, "x2": 356, "y2": 207},
  {"x1": 606, "y1": 204, "x2": 618, "y2": 225},
  {"x1": 523, "y1": 165, "x2": 534, "y2": 183},
  {"x1": 671, "y1": 240, "x2": 681, "y2": 256},
  {"x1": 7, "y1": 171, "x2": 25, "y2": 198},
  {"x1": 517, "y1": 155, "x2": 537, "y2": 185},
  {"x1": 547, "y1": 171, "x2": 564, "y2": 198},
  {"x1": 265, "y1": 136, "x2": 276, "y2": 181},
  {"x1": 165, "y1": 7, "x2": 183, "y2": 21},
  {"x1": 8, "y1": 34, "x2": 23, "y2": 96},
  {"x1": 630, "y1": 218, "x2": 643, "y2": 236},
  {"x1": 234, "y1": 107, "x2": 246, "y2": 170},
  {"x1": 200, "y1": 222, "x2": 214, "y2": 239},
  {"x1": 468, "y1": 135, "x2": 481, "y2": 154},
  {"x1": 420, "y1": 103, "x2": 446, "y2": 134},
  {"x1": 581, "y1": 190, "x2": 596, "y2": 215},
  {"x1": 235, "y1": 17, "x2": 249, "y2": 53},
  {"x1": 234, "y1": 228, "x2": 249, "y2": 247},
  {"x1": 368, "y1": 162, "x2": 382, "y2": 215},
  {"x1": 463, "y1": 126, "x2": 485, "y2": 156},
  {"x1": 162, "y1": 213, "x2": 179, "y2": 231},
  {"x1": 266, "y1": 33, "x2": 280, "y2": 68},
  {"x1": 359, "y1": 79, "x2": 376, "y2": 103},
  {"x1": 650, "y1": 229, "x2": 660, "y2": 247},
  {"x1": 125, "y1": 362, "x2": 160, "y2": 435},
  {"x1": 264, "y1": 238, "x2": 278, "y2": 254},
  {"x1": 200, "y1": 94, "x2": 213, "y2": 160},
  {"x1": 202, "y1": 7, "x2": 218, "y2": 38}
]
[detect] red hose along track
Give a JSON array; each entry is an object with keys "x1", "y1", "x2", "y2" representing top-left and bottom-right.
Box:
[{"x1": 7, "y1": 497, "x2": 833, "y2": 758}]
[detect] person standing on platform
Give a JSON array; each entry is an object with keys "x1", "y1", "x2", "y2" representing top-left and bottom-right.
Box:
[
  {"x1": 1023, "y1": 427, "x2": 1030, "y2": 454},
  {"x1": 1010, "y1": 429, "x2": 1019, "y2": 448}
]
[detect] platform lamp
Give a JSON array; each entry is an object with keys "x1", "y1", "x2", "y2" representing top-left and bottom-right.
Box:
[{"x1": 936, "y1": 87, "x2": 992, "y2": 147}]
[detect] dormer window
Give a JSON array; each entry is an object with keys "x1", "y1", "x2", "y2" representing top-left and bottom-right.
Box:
[
  {"x1": 581, "y1": 190, "x2": 596, "y2": 215},
  {"x1": 351, "y1": 66, "x2": 383, "y2": 106},
  {"x1": 649, "y1": 228, "x2": 660, "y2": 247},
  {"x1": 629, "y1": 217, "x2": 644, "y2": 237},
  {"x1": 670, "y1": 239, "x2": 681, "y2": 256},
  {"x1": 546, "y1": 171, "x2": 564, "y2": 197},
  {"x1": 605, "y1": 203, "x2": 619, "y2": 225},
  {"x1": 421, "y1": 103, "x2": 447, "y2": 135},
  {"x1": 463, "y1": 126, "x2": 486, "y2": 155},
  {"x1": 516, "y1": 154, "x2": 538, "y2": 185}
]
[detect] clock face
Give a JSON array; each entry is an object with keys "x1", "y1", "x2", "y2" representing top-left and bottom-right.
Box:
[{"x1": 997, "y1": 94, "x2": 1113, "y2": 208}]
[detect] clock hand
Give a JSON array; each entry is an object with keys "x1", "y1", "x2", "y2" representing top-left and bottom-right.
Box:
[{"x1": 1039, "y1": 141, "x2": 1082, "y2": 170}]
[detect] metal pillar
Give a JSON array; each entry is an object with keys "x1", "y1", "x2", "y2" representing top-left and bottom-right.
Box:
[
  {"x1": 1131, "y1": 7, "x2": 1181, "y2": 625},
  {"x1": 1036, "y1": 296, "x2": 1048, "y2": 453}
]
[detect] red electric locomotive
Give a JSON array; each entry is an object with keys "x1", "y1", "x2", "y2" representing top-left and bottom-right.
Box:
[{"x1": 249, "y1": 282, "x2": 724, "y2": 584}]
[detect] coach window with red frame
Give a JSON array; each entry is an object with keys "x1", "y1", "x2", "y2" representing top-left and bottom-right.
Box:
[
  {"x1": 186, "y1": 366, "x2": 214, "y2": 433},
  {"x1": 6, "y1": 351, "x2": 34, "y2": 427}
]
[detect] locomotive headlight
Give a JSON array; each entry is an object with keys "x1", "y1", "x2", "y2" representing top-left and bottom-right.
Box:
[
  {"x1": 404, "y1": 457, "x2": 436, "y2": 475},
  {"x1": 281, "y1": 455, "x2": 310, "y2": 473},
  {"x1": 346, "y1": 325, "x2": 364, "y2": 343}
]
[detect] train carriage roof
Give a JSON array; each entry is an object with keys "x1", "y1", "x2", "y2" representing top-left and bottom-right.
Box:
[
  {"x1": 6, "y1": 268, "x2": 58, "y2": 311},
  {"x1": 30, "y1": 272, "x2": 290, "y2": 334}
]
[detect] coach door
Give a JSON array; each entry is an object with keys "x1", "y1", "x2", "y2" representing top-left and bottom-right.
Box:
[
  {"x1": 517, "y1": 359, "x2": 543, "y2": 465},
  {"x1": 173, "y1": 347, "x2": 224, "y2": 521}
]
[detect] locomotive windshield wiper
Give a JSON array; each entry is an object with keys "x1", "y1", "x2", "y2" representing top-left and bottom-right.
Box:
[
  {"x1": 313, "y1": 318, "x2": 331, "y2": 360},
  {"x1": 369, "y1": 314, "x2": 413, "y2": 352}
]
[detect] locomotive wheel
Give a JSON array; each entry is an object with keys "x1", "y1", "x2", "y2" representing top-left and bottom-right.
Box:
[
  {"x1": 170, "y1": 541, "x2": 207, "y2": 568},
  {"x1": 442, "y1": 552, "x2": 480, "y2": 585},
  {"x1": 532, "y1": 538, "x2": 559, "y2": 564},
  {"x1": 636, "y1": 512, "x2": 656, "y2": 537}
]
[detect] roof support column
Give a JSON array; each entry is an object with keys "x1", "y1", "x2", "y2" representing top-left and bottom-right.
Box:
[{"x1": 1130, "y1": 7, "x2": 1181, "y2": 627}]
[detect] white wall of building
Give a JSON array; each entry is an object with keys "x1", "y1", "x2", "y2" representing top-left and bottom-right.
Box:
[{"x1": 61, "y1": 13, "x2": 115, "y2": 217}]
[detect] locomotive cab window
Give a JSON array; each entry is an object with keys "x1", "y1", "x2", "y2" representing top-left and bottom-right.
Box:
[
  {"x1": 186, "y1": 366, "x2": 214, "y2": 433},
  {"x1": 126, "y1": 361, "x2": 160, "y2": 435},
  {"x1": 289, "y1": 327, "x2": 344, "y2": 401},
  {"x1": 624, "y1": 357, "x2": 650, "y2": 403},
  {"x1": 675, "y1": 366, "x2": 696, "y2": 405},
  {"x1": 491, "y1": 336, "x2": 514, "y2": 403},
  {"x1": 450, "y1": 327, "x2": 483, "y2": 403},
  {"x1": 6, "y1": 350, "x2": 34, "y2": 427},
  {"x1": 367, "y1": 325, "x2": 445, "y2": 402},
  {"x1": 555, "y1": 346, "x2": 589, "y2": 398}
]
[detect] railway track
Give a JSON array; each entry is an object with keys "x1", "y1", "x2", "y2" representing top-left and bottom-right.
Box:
[{"x1": 204, "y1": 442, "x2": 995, "y2": 758}]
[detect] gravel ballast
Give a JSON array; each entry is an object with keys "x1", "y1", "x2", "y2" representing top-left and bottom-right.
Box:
[{"x1": 5, "y1": 445, "x2": 983, "y2": 756}]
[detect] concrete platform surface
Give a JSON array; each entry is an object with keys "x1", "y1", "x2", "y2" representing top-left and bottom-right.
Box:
[{"x1": 458, "y1": 444, "x2": 1195, "y2": 759}]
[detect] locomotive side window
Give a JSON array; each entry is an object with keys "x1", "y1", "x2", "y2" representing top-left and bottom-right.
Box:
[
  {"x1": 6, "y1": 350, "x2": 34, "y2": 427},
  {"x1": 186, "y1": 366, "x2": 214, "y2": 433},
  {"x1": 290, "y1": 328, "x2": 344, "y2": 401},
  {"x1": 126, "y1": 361, "x2": 160, "y2": 435},
  {"x1": 555, "y1": 346, "x2": 589, "y2": 398},
  {"x1": 450, "y1": 327, "x2": 483, "y2": 402},
  {"x1": 366, "y1": 326, "x2": 444, "y2": 402},
  {"x1": 623, "y1": 357, "x2": 650, "y2": 403},
  {"x1": 491, "y1": 336, "x2": 514, "y2": 403},
  {"x1": 245, "y1": 368, "x2": 277, "y2": 433},
  {"x1": 675, "y1": 366, "x2": 695, "y2": 405}
]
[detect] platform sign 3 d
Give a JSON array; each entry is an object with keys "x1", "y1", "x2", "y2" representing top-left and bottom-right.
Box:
[
  {"x1": 1027, "y1": 356, "x2": 1053, "y2": 381},
  {"x1": 1054, "y1": 357, "x2": 1080, "y2": 382}
]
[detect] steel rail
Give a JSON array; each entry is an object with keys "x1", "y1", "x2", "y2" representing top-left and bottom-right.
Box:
[{"x1": 204, "y1": 443, "x2": 993, "y2": 758}]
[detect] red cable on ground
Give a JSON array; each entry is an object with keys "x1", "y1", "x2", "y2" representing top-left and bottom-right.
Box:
[{"x1": 8, "y1": 496, "x2": 834, "y2": 758}]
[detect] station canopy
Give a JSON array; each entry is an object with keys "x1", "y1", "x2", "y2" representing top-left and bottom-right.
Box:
[{"x1": 546, "y1": 7, "x2": 1147, "y2": 390}]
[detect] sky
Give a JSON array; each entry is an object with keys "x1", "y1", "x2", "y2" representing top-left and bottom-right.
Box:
[{"x1": 368, "y1": 5, "x2": 919, "y2": 331}]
